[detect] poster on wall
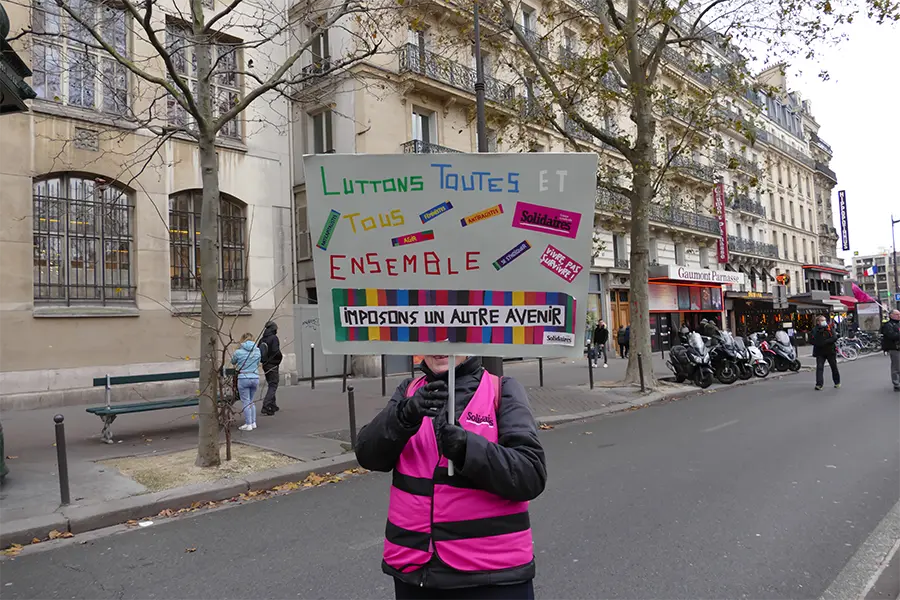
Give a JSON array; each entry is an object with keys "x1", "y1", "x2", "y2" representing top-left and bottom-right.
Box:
[
  {"x1": 700, "y1": 287, "x2": 712, "y2": 310},
  {"x1": 304, "y1": 152, "x2": 599, "y2": 358},
  {"x1": 711, "y1": 287, "x2": 723, "y2": 310},
  {"x1": 649, "y1": 284, "x2": 679, "y2": 311},
  {"x1": 677, "y1": 286, "x2": 691, "y2": 310},
  {"x1": 690, "y1": 287, "x2": 702, "y2": 310}
]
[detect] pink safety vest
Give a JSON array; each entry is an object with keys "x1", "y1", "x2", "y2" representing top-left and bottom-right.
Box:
[{"x1": 383, "y1": 372, "x2": 534, "y2": 574}]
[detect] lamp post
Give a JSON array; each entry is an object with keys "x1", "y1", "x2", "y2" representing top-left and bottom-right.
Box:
[{"x1": 473, "y1": 0, "x2": 503, "y2": 377}]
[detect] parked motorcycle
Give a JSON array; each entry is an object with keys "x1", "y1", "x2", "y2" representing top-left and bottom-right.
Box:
[
  {"x1": 708, "y1": 330, "x2": 740, "y2": 384},
  {"x1": 770, "y1": 330, "x2": 801, "y2": 372},
  {"x1": 733, "y1": 336, "x2": 754, "y2": 380},
  {"x1": 667, "y1": 332, "x2": 714, "y2": 388},
  {"x1": 745, "y1": 335, "x2": 771, "y2": 378},
  {"x1": 751, "y1": 332, "x2": 777, "y2": 371}
]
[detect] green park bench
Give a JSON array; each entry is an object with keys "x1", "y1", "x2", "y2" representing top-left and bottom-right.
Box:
[{"x1": 86, "y1": 369, "x2": 236, "y2": 444}]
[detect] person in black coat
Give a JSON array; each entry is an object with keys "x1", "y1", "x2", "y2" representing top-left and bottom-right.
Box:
[
  {"x1": 258, "y1": 321, "x2": 283, "y2": 415},
  {"x1": 881, "y1": 309, "x2": 900, "y2": 392},
  {"x1": 592, "y1": 321, "x2": 609, "y2": 367},
  {"x1": 811, "y1": 315, "x2": 840, "y2": 390},
  {"x1": 355, "y1": 355, "x2": 546, "y2": 600}
]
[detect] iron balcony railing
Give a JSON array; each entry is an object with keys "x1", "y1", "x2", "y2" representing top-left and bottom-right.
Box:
[
  {"x1": 521, "y1": 27, "x2": 549, "y2": 57},
  {"x1": 669, "y1": 155, "x2": 717, "y2": 182},
  {"x1": 815, "y1": 160, "x2": 837, "y2": 182},
  {"x1": 716, "y1": 151, "x2": 762, "y2": 178},
  {"x1": 614, "y1": 258, "x2": 630, "y2": 269},
  {"x1": 398, "y1": 43, "x2": 515, "y2": 104},
  {"x1": 639, "y1": 35, "x2": 712, "y2": 86},
  {"x1": 559, "y1": 46, "x2": 579, "y2": 69},
  {"x1": 811, "y1": 133, "x2": 833, "y2": 155},
  {"x1": 402, "y1": 140, "x2": 463, "y2": 154},
  {"x1": 596, "y1": 188, "x2": 719, "y2": 234},
  {"x1": 728, "y1": 235, "x2": 778, "y2": 259},
  {"x1": 564, "y1": 117, "x2": 593, "y2": 142},
  {"x1": 765, "y1": 134, "x2": 814, "y2": 168},
  {"x1": 730, "y1": 194, "x2": 766, "y2": 217}
]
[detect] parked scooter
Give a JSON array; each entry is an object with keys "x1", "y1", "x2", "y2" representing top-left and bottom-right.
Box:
[
  {"x1": 770, "y1": 330, "x2": 801, "y2": 372},
  {"x1": 752, "y1": 332, "x2": 777, "y2": 371},
  {"x1": 666, "y1": 332, "x2": 714, "y2": 388},
  {"x1": 708, "y1": 330, "x2": 740, "y2": 384},
  {"x1": 733, "y1": 335, "x2": 754, "y2": 380},
  {"x1": 745, "y1": 334, "x2": 771, "y2": 378}
]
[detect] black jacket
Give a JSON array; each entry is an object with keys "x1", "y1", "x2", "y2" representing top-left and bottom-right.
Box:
[
  {"x1": 811, "y1": 324, "x2": 838, "y2": 357},
  {"x1": 882, "y1": 320, "x2": 900, "y2": 351},
  {"x1": 355, "y1": 356, "x2": 546, "y2": 589},
  {"x1": 593, "y1": 325, "x2": 609, "y2": 346},
  {"x1": 259, "y1": 323, "x2": 282, "y2": 368}
]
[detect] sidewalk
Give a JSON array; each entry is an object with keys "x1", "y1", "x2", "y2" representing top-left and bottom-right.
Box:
[{"x1": 0, "y1": 352, "x2": 794, "y2": 546}]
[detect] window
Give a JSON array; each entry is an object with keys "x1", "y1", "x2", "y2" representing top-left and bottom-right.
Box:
[
  {"x1": 412, "y1": 108, "x2": 435, "y2": 145},
  {"x1": 783, "y1": 233, "x2": 788, "y2": 258},
  {"x1": 792, "y1": 236, "x2": 797, "y2": 260},
  {"x1": 675, "y1": 242, "x2": 685, "y2": 265},
  {"x1": 789, "y1": 201, "x2": 794, "y2": 225},
  {"x1": 811, "y1": 241, "x2": 816, "y2": 262},
  {"x1": 800, "y1": 208, "x2": 804, "y2": 229},
  {"x1": 563, "y1": 29, "x2": 576, "y2": 51},
  {"x1": 802, "y1": 239, "x2": 807, "y2": 262},
  {"x1": 735, "y1": 223, "x2": 742, "y2": 239},
  {"x1": 612, "y1": 234, "x2": 626, "y2": 266},
  {"x1": 779, "y1": 197, "x2": 785, "y2": 222},
  {"x1": 166, "y1": 23, "x2": 242, "y2": 139},
  {"x1": 529, "y1": 143, "x2": 545, "y2": 153},
  {"x1": 808, "y1": 209, "x2": 813, "y2": 231},
  {"x1": 33, "y1": 174, "x2": 134, "y2": 304},
  {"x1": 169, "y1": 191, "x2": 246, "y2": 298},
  {"x1": 408, "y1": 25, "x2": 428, "y2": 50},
  {"x1": 699, "y1": 246, "x2": 709, "y2": 268},
  {"x1": 307, "y1": 26, "x2": 330, "y2": 75},
  {"x1": 311, "y1": 110, "x2": 334, "y2": 153},
  {"x1": 32, "y1": 0, "x2": 128, "y2": 114},
  {"x1": 649, "y1": 238, "x2": 658, "y2": 264},
  {"x1": 522, "y1": 6, "x2": 535, "y2": 31},
  {"x1": 486, "y1": 128, "x2": 498, "y2": 152}
]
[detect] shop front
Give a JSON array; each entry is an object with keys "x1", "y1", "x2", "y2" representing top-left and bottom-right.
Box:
[
  {"x1": 787, "y1": 291, "x2": 848, "y2": 344},
  {"x1": 647, "y1": 265, "x2": 744, "y2": 351},
  {"x1": 725, "y1": 291, "x2": 786, "y2": 337}
]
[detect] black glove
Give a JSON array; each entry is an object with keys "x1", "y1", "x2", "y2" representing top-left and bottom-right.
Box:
[
  {"x1": 436, "y1": 419, "x2": 468, "y2": 465},
  {"x1": 398, "y1": 381, "x2": 448, "y2": 427}
]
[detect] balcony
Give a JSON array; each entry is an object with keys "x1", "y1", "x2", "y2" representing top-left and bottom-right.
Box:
[
  {"x1": 728, "y1": 236, "x2": 778, "y2": 259},
  {"x1": 639, "y1": 36, "x2": 712, "y2": 86},
  {"x1": 810, "y1": 132, "x2": 833, "y2": 155},
  {"x1": 596, "y1": 189, "x2": 719, "y2": 235},
  {"x1": 716, "y1": 151, "x2": 762, "y2": 178},
  {"x1": 521, "y1": 27, "x2": 549, "y2": 58},
  {"x1": 402, "y1": 140, "x2": 463, "y2": 154},
  {"x1": 559, "y1": 46, "x2": 579, "y2": 70},
  {"x1": 819, "y1": 223, "x2": 838, "y2": 238},
  {"x1": 730, "y1": 194, "x2": 766, "y2": 218},
  {"x1": 398, "y1": 44, "x2": 515, "y2": 105},
  {"x1": 614, "y1": 258, "x2": 630, "y2": 269},
  {"x1": 669, "y1": 155, "x2": 717, "y2": 182},
  {"x1": 564, "y1": 117, "x2": 593, "y2": 143},
  {"x1": 764, "y1": 134, "x2": 815, "y2": 168},
  {"x1": 815, "y1": 160, "x2": 837, "y2": 183}
]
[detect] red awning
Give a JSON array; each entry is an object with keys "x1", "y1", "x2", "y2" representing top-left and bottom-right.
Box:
[{"x1": 831, "y1": 295, "x2": 858, "y2": 308}]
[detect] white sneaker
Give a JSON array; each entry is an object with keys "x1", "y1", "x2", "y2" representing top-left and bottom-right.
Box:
[
  {"x1": 251, "y1": 423, "x2": 257, "y2": 430},
  {"x1": 603, "y1": 364, "x2": 608, "y2": 368},
  {"x1": 238, "y1": 424, "x2": 252, "y2": 431},
  {"x1": 591, "y1": 362, "x2": 598, "y2": 368}
]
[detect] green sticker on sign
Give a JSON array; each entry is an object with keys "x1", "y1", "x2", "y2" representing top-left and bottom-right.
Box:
[{"x1": 316, "y1": 209, "x2": 341, "y2": 251}]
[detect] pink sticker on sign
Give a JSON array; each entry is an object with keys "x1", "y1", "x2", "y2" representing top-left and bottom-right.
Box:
[
  {"x1": 511, "y1": 201, "x2": 581, "y2": 239},
  {"x1": 539, "y1": 245, "x2": 583, "y2": 283}
]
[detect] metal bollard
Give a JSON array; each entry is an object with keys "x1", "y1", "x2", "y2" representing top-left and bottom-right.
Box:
[
  {"x1": 587, "y1": 351, "x2": 594, "y2": 390},
  {"x1": 310, "y1": 344, "x2": 316, "y2": 389},
  {"x1": 347, "y1": 386, "x2": 358, "y2": 450},
  {"x1": 638, "y1": 353, "x2": 646, "y2": 393},
  {"x1": 381, "y1": 355, "x2": 387, "y2": 397},
  {"x1": 538, "y1": 357, "x2": 544, "y2": 387},
  {"x1": 342, "y1": 355, "x2": 349, "y2": 393},
  {"x1": 53, "y1": 415, "x2": 71, "y2": 506}
]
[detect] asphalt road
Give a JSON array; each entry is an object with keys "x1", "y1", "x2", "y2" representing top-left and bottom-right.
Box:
[{"x1": 2, "y1": 357, "x2": 898, "y2": 599}]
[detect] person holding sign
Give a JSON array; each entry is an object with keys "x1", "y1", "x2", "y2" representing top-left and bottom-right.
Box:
[{"x1": 355, "y1": 355, "x2": 546, "y2": 600}]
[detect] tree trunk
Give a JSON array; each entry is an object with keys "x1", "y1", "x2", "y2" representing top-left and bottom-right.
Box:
[
  {"x1": 195, "y1": 21, "x2": 222, "y2": 467},
  {"x1": 624, "y1": 93, "x2": 658, "y2": 390}
]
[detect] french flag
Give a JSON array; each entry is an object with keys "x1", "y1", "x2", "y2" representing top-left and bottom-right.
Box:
[{"x1": 864, "y1": 265, "x2": 878, "y2": 277}]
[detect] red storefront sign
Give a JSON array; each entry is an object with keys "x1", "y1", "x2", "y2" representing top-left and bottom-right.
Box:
[{"x1": 714, "y1": 183, "x2": 728, "y2": 263}]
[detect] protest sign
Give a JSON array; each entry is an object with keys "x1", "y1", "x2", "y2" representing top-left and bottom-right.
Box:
[{"x1": 303, "y1": 152, "x2": 599, "y2": 358}]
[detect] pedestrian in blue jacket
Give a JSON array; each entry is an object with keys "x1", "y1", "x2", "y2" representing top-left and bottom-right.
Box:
[{"x1": 231, "y1": 333, "x2": 261, "y2": 431}]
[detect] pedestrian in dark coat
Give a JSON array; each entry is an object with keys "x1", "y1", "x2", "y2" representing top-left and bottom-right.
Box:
[
  {"x1": 259, "y1": 321, "x2": 283, "y2": 415},
  {"x1": 355, "y1": 355, "x2": 546, "y2": 600},
  {"x1": 811, "y1": 315, "x2": 840, "y2": 390},
  {"x1": 623, "y1": 325, "x2": 631, "y2": 358},
  {"x1": 617, "y1": 326, "x2": 627, "y2": 358},
  {"x1": 881, "y1": 309, "x2": 900, "y2": 392},
  {"x1": 592, "y1": 321, "x2": 609, "y2": 367}
]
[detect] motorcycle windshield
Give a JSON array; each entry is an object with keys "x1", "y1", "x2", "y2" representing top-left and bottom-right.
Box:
[
  {"x1": 688, "y1": 332, "x2": 706, "y2": 354},
  {"x1": 734, "y1": 338, "x2": 747, "y2": 352},
  {"x1": 775, "y1": 330, "x2": 790, "y2": 345}
]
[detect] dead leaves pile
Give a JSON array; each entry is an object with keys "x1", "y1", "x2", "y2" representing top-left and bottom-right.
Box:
[
  {"x1": 538, "y1": 423, "x2": 554, "y2": 430},
  {"x1": 2, "y1": 530, "x2": 74, "y2": 556}
]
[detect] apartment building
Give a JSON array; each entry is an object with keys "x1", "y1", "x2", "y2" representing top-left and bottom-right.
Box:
[
  {"x1": 853, "y1": 251, "x2": 898, "y2": 305},
  {"x1": 290, "y1": 0, "x2": 842, "y2": 347},
  {"x1": 0, "y1": 0, "x2": 294, "y2": 407}
]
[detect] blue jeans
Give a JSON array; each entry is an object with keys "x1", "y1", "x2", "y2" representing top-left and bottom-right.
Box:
[{"x1": 238, "y1": 378, "x2": 258, "y2": 425}]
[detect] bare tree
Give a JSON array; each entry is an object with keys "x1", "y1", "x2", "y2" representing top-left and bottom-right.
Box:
[
  {"x1": 493, "y1": 0, "x2": 898, "y2": 388},
  {"x1": 18, "y1": 0, "x2": 396, "y2": 465}
]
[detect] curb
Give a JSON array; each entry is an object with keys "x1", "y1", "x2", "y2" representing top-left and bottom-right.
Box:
[{"x1": 0, "y1": 453, "x2": 359, "y2": 548}]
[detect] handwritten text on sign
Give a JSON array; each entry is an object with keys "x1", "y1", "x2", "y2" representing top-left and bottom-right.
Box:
[{"x1": 304, "y1": 153, "x2": 598, "y2": 358}]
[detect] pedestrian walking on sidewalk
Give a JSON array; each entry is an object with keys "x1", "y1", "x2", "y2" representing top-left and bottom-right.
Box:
[
  {"x1": 623, "y1": 325, "x2": 631, "y2": 358},
  {"x1": 811, "y1": 315, "x2": 841, "y2": 390},
  {"x1": 259, "y1": 321, "x2": 283, "y2": 416},
  {"x1": 617, "y1": 326, "x2": 627, "y2": 358},
  {"x1": 881, "y1": 309, "x2": 900, "y2": 392},
  {"x1": 355, "y1": 355, "x2": 546, "y2": 600},
  {"x1": 231, "y1": 333, "x2": 261, "y2": 431},
  {"x1": 592, "y1": 321, "x2": 609, "y2": 368}
]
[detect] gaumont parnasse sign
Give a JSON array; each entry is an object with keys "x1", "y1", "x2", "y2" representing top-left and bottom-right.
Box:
[{"x1": 650, "y1": 265, "x2": 746, "y2": 287}]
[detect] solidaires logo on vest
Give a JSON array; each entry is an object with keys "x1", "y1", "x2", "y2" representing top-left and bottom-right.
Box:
[{"x1": 465, "y1": 411, "x2": 495, "y2": 428}]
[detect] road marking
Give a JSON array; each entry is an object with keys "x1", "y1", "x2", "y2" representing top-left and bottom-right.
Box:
[
  {"x1": 820, "y1": 499, "x2": 900, "y2": 600},
  {"x1": 348, "y1": 537, "x2": 383, "y2": 551},
  {"x1": 702, "y1": 419, "x2": 739, "y2": 433}
]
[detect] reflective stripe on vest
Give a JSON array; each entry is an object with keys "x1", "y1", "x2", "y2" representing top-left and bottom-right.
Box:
[{"x1": 383, "y1": 372, "x2": 534, "y2": 573}]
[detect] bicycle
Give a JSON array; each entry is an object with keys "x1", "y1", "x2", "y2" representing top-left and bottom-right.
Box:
[{"x1": 836, "y1": 339, "x2": 859, "y2": 361}]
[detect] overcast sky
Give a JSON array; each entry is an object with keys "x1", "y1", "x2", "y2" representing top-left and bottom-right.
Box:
[{"x1": 788, "y1": 17, "x2": 900, "y2": 262}]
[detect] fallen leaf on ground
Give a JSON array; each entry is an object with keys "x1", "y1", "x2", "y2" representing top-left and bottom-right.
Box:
[
  {"x1": 157, "y1": 509, "x2": 175, "y2": 518},
  {"x1": 539, "y1": 424, "x2": 554, "y2": 430},
  {"x1": 145, "y1": 438, "x2": 153, "y2": 443},
  {"x1": 125, "y1": 520, "x2": 139, "y2": 526},
  {"x1": 549, "y1": 409, "x2": 557, "y2": 412},
  {"x1": 48, "y1": 530, "x2": 63, "y2": 540},
  {"x1": 185, "y1": 547, "x2": 197, "y2": 553},
  {"x1": 2, "y1": 544, "x2": 23, "y2": 556},
  {"x1": 584, "y1": 431, "x2": 593, "y2": 435},
  {"x1": 5, "y1": 455, "x2": 18, "y2": 459},
  {"x1": 60, "y1": 532, "x2": 74, "y2": 539},
  {"x1": 31, "y1": 538, "x2": 41, "y2": 544}
]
